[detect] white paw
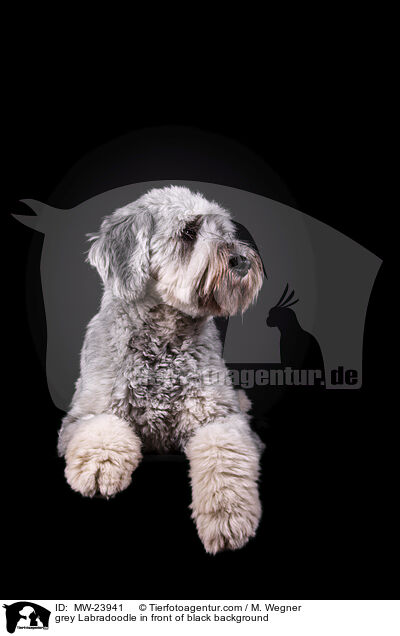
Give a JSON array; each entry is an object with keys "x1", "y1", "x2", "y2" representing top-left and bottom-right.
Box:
[
  {"x1": 186, "y1": 420, "x2": 262, "y2": 554},
  {"x1": 194, "y1": 498, "x2": 261, "y2": 554},
  {"x1": 64, "y1": 414, "x2": 142, "y2": 498}
]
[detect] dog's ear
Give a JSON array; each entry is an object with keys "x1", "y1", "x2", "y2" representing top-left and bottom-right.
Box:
[{"x1": 87, "y1": 208, "x2": 153, "y2": 301}]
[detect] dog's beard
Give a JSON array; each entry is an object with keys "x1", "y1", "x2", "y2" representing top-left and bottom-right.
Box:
[
  {"x1": 153, "y1": 242, "x2": 263, "y2": 318},
  {"x1": 197, "y1": 244, "x2": 263, "y2": 316}
]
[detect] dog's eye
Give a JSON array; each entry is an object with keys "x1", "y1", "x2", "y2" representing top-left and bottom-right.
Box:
[{"x1": 181, "y1": 223, "x2": 198, "y2": 242}]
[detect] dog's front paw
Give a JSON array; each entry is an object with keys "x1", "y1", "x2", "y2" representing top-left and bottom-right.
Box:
[
  {"x1": 192, "y1": 484, "x2": 262, "y2": 554},
  {"x1": 186, "y1": 420, "x2": 262, "y2": 554},
  {"x1": 195, "y1": 502, "x2": 261, "y2": 554},
  {"x1": 64, "y1": 414, "x2": 142, "y2": 498},
  {"x1": 65, "y1": 449, "x2": 133, "y2": 498}
]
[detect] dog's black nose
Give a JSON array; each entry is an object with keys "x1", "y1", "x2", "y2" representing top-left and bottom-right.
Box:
[{"x1": 229, "y1": 254, "x2": 250, "y2": 276}]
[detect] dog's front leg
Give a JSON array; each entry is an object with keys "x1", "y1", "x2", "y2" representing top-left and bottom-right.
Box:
[
  {"x1": 62, "y1": 414, "x2": 142, "y2": 498},
  {"x1": 185, "y1": 416, "x2": 262, "y2": 554}
]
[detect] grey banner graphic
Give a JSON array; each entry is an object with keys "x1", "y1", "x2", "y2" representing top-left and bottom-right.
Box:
[{"x1": 14, "y1": 181, "x2": 382, "y2": 409}]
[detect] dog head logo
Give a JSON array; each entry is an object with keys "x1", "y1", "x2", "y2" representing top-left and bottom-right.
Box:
[
  {"x1": 13, "y1": 180, "x2": 382, "y2": 408},
  {"x1": 2, "y1": 602, "x2": 50, "y2": 633}
]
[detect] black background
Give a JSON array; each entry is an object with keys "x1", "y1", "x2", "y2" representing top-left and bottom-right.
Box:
[{"x1": 3, "y1": 56, "x2": 393, "y2": 602}]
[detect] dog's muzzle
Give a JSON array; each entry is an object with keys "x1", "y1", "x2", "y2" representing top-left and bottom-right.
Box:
[{"x1": 229, "y1": 253, "x2": 251, "y2": 278}]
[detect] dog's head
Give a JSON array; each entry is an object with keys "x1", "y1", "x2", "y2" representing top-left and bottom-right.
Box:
[{"x1": 88, "y1": 186, "x2": 264, "y2": 317}]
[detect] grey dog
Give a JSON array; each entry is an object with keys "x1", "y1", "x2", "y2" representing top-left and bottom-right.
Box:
[{"x1": 58, "y1": 186, "x2": 264, "y2": 553}]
